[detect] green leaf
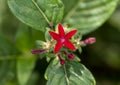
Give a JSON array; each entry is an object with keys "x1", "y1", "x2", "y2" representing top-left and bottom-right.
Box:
[
  {"x1": 73, "y1": 55, "x2": 81, "y2": 62},
  {"x1": 109, "y1": 5, "x2": 120, "y2": 31},
  {"x1": 8, "y1": 0, "x2": 64, "y2": 32},
  {"x1": 0, "y1": 35, "x2": 18, "y2": 56},
  {"x1": 17, "y1": 53, "x2": 36, "y2": 85},
  {"x1": 45, "y1": 28, "x2": 51, "y2": 41},
  {"x1": 36, "y1": 40, "x2": 46, "y2": 48},
  {"x1": 63, "y1": 0, "x2": 119, "y2": 35},
  {"x1": 0, "y1": 0, "x2": 6, "y2": 32},
  {"x1": 46, "y1": 53, "x2": 55, "y2": 62},
  {"x1": 78, "y1": 46, "x2": 82, "y2": 54},
  {"x1": 0, "y1": 35, "x2": 18, "y2": 85},
  {"x1": 15, "y1": 24, "x2": 34, "y2": 53},
  {"x1": 32, "y1": 29, "x2": 45, "y2": 41},
  {"x1": 16, "y1": 23, "x2": 44, "y2": 53},
  {"x1": 26, "y1": 73, "x2": 39, "y2": 85},
  {"x1": 62, "y1": 0, "x2": 78, "y2": 16},
  {"x1": 45, "y1": 58, "x2": 96, "y2": 85}
]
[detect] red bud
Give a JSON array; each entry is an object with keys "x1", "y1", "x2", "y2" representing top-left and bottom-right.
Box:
[
  {"x1": 58, "y1": 54, "x2": 65, "y2": 65},
  {"x1": 81, "y1": 37, "x2": 96, "y2": 45},
  {"x1": 31, "y1": 49, "x2": 46, "y2": 54},
  {"x1": 67, "y1": 54, "x2": 74, "y2": 60}
]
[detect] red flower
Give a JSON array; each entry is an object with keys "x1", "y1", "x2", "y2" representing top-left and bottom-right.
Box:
[{"x1": 49, "y1": 24, "x2": 77, "y2": 53}]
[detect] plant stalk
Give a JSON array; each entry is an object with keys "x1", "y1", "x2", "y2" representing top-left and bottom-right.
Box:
[
  {"x1": 32, "y1": 0, "x2": 51, "y2": 26},
  {"x1": 63, "y1": 64, "x2": 70, "y2": 85}
]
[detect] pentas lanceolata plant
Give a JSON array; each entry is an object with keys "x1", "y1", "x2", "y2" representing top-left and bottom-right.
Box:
[
  {"x1": 31, "y1": 24, "x2": 96, "y2": 65},
  {"x1": 7, "y1": 0, "x2": 119, "y2": 84}
]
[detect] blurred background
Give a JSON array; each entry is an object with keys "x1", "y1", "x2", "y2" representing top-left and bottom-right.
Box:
[{"x1": 0, "y1": 0, "x2": 120, "y2": 85}]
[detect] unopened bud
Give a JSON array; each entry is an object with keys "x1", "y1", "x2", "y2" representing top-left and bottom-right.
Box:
[
  {"x1": 58, "y1": 54, "x2": 65, "y2": 65},
  {"x1": 81, "y1": 37, "x2": 96, "y2": 45},
  {"x1": 31, "y1": 49, "x2": 46, "y2": 54},
  {"x1": 60, "y1": 59, "x2": 65, "y2": 65},
  {"x1": 67, "y1": 54, "x2": 74, "y2": 60}
]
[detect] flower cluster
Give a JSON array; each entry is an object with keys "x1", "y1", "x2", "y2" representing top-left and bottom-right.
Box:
[
  {"x1": 49, "y1": 24, "x2": 77, "y2": 53},
  {"x1": 31, "y1": 24, "x2": 96, "y2": 65}
]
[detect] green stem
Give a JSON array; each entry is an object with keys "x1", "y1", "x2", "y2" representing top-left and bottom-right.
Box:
[
  {"x1": 63, "y1": 64, "x2": 70, "y2": 85},
  {"x1": 0, "y1": 56, "x2": 17, "y2": 60},
  {"x1": 32, "y1": 0, "x2": 51, "y2": 25},
  {"x1": 0, "y1": 56, "x2": 30, "y2": 60}
]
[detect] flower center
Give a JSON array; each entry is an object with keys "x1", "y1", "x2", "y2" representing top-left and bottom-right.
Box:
[{"x1": 60, "y1": 37, "x2": 65, "y2": 43}]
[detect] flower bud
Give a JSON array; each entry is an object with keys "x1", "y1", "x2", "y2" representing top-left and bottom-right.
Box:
[
  {"x1": 31, "y1": 49, "x2": 46, "y2": 54},
  {"x1": 58, "y1": 54, "x2": 65, "y2": 65},
  {"x1": 81, "y1": 37, "x2": 96, "y2": 45},
  {"x1": 60, "y1": 59, "x2": 65, "y2": 65},
  {"x1": 67, "y1": 53, "x2": 74, "y2": 60}
]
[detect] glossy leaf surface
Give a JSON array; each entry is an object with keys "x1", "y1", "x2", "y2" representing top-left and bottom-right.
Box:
[
  {"x1": 63, "y1": 0, "x2": 119, "y2": 35},
  {"x1": 45, "y1": 58, "x2": 96, "y2": 85},
  {"x1": 8, "y1": 0, "x2": 64, "y2": 32}
]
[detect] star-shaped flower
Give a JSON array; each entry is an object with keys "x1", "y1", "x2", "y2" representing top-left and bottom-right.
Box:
[{"x1": 49, "y1": 24, "x2": 77, "y2": 53}]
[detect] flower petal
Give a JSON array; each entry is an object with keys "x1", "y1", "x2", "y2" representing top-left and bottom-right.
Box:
[
  {"x1": 58, "y1": 24, "x2": 65, "y2": 37},
  {"x1": 65, "y1": 30, "x2": 77, "y2": 39},
  {"x1": 49, "y1": 31, "x2": 60, "y2": 40},
  {"x1": 54, "y1": 42, "x2": 63, "y2": 53},
  {"x1": 64, "y1": 40, "x2": 76, "y2": 50}
]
